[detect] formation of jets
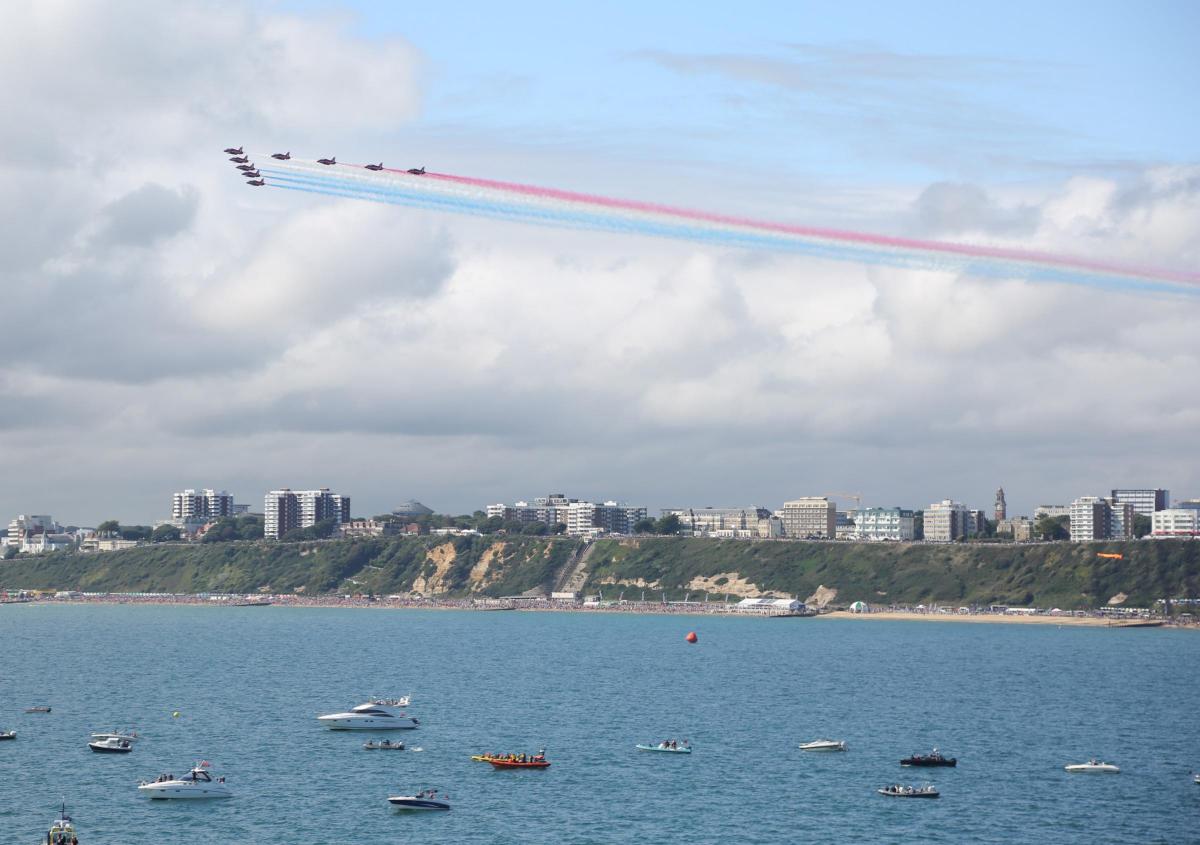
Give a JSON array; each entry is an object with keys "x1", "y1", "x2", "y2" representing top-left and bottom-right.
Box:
[{"x1": 223, "y1": 146, "x2": 429, "y2": 187}]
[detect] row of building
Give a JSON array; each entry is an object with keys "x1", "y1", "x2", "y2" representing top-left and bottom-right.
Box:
[{"x1": 485, "y1": 494, "x2": 647, "y2": 538}]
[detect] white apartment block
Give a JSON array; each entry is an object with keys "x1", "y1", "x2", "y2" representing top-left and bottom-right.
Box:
[
  {"x1": 172, "y1": 489, "x2": 235, "y2": 521},
  {"x1": 924, "y1": 500, "x2": 974, "y2": 542},
  {"x1": 488, "y1": 494, "x2": 645, "y2": 536},
  {"x1": 1151, "y1": 509, "x2": 1200, "y2": 538},
  {"x1": 1069, "y1": 496, "x2": 1109, "y2": 541},
  {"x1": 856, "y1": 507, "x2": 915, "y2": 541},
  {"x1": 6, "y1": 514, "x2": 63, "y2": 550},
  {"x1": 1034, "y1": 505, "x2": 1071, "y2": 519},
  {"x1": 779, "y1": 498, "x2": 836, "y2": 539},
  {"x1": 264, "y1": 488, "x2": 351, "y2": 539}
]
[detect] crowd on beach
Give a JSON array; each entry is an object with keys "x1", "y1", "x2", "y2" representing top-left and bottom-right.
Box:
[{"x1": 4, "y1": 591, "x2": 1197, "y2": 626}]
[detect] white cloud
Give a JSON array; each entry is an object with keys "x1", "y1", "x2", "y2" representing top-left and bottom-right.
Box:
[{"x1": 0, "y1": 4, "x2": 1197, "y2": 524}]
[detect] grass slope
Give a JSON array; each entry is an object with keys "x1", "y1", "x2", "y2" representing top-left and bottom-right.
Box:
[{"x1": 2, "y1": 537, "x2": 1197, "y2": 609}]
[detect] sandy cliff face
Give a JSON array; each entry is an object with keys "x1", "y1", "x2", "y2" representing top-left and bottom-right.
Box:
[
  {"x1": 685, "y1": 572, "x2": 764, "y2": 598},
  {"x1": 466, "y1": 542, "x2": 506, "y2": 591},
  {"x1": 411, "y1": 544, "x2": 457, "y2": 594}
]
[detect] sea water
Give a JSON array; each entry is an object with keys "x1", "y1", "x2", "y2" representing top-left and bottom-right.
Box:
[{"x1": 1, "y1": 604, "x2": 1196, "y2": 843}]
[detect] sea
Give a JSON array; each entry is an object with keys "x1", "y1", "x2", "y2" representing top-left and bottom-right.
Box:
[{"x1": 1, "y1": 604, "x2": 1196, "y2": 844}]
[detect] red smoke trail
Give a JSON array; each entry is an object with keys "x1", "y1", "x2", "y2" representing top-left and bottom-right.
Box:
[{"x1": 388, "y1": 168, "x2": 1198, "y2": 287}]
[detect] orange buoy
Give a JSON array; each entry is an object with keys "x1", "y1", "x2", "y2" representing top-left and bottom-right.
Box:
[{"x1": 685, "y1": 631, "x2": 698, "y2": 644}]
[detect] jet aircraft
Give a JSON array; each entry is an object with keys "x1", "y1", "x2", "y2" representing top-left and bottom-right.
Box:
[
  {"x1": 223, "y1": 146, "x2": 243, "y2": 155},
  {"x1": 270, "y1": 151, "x2": 291, "y2": 160},
  {"x1": 236, "y1": 163, "x2": 256, "y2": 171},
  {"x1": 242, "y1": 169, "x2": 261, "y2": 179},
  {"x1": 406, "y1": 166, "x2": 425, "y2": 175},
  {"x1": 317, "y1": 156, "x2": 336, "y2": 165},
  {"x1": 364, "y1": 162, "x2": 384, "y2": 171},
  {"x1": 230, "y1": 155, "x2": 249, "y2": 164},
  {"x1": 246, "y1": 178, "x2": 265, "y2": 186}
]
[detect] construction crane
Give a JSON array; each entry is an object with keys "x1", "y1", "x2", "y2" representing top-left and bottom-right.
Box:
[{"x1": 825, "y1": 492, "x2": 863, "y2": 510}]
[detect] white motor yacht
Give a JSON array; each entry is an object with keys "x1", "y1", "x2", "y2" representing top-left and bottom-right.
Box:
[
  {"x1": 137, "y1": 763, "x2": 232, "y2": 799},
  {"x1": 799, "y1": 739, "x2": 846, "y2": 752},
  {"x1": 388, "y1": 789, "x2": 450, "y2": 811},
  {"x1": 1064, "y1": 759, "x2": 1120, "y2": 773},
  {"x1": 318, "y1": 700, "x2": 419, "y2": 730},
  {"x1": 88, "y1": 736, "x2": 134, "y2": 754}
]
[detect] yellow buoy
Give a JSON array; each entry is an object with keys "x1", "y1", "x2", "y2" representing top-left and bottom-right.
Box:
[{"x1": 172, "y1": 711, "x2": 181, "y2": 718}]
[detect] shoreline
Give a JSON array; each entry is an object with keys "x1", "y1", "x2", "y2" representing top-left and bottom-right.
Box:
[{"x1": 5, "y1": 594, "x2": 1194, "y2": 628}]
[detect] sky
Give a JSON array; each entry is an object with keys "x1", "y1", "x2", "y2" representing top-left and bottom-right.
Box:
[{"x1": 0, "y1": 0, "x2": 1197, "y2": 525}]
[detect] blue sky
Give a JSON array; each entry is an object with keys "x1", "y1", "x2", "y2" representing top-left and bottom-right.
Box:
[{"x1": 282, "y1": 0, "x2": 1199, "y2": 186}]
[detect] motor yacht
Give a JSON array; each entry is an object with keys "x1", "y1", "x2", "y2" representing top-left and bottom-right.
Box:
[
  {"x1": 799, "y1": 739, "x2": 846, "y2": 752},
  {"x1": 88, "y1": 736, "x2": 133, "y2": 754},
  {"x1": 1064, "y1": 759, "x2": 1120, "y2": 773},
  {"x1": 388, "y1": 789, "x2": 450, "y2": 811},
  {"x1": 137, "y1": 763, "x2": 232, "y2": 799},
  {"x1": 40, "y1": 802, "x2": 76, "y2": 844},
  {"x1": 318, "y1": 700, "x2": 419, "y2": 730}
]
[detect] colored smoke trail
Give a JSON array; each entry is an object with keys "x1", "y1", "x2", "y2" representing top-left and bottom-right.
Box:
[{"x1": 255, "y1": 157, "x2": 1199, "y2": 294}]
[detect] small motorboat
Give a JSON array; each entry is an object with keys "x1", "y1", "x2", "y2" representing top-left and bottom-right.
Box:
[
  {"x1": 487, "y1": 752, "x2": 550, "y2": 769},
  {"x1": 363, "y1": 739, "x2": 405, "y2": 750},
  {"x1": 1064, "y1": 759, "x2": 1120, "y2": 773},
  {"x1": 0, "y1": 730, "x2": 15, "y2": 741},
  {"x1": 901, "y1": 748, "x2": 956, "y2": 767},
  {"x1": 24, "y1": 706, "x2": 51, "y2": 714},
  {"x1": 137, "y1": 762, "x2": 232, "y2": 799},
  {"x1": 388, "y1": 788, "x2": 450, "y2": 811},
  {"x1": 636, "y1": 741, "x2": 692, "y2": 754},
  {"x1": 799, "y1": 739, "x2": 846, "y2": 752},
  {"x1": 89, "y1": 736, "x2": 134, "y2": 754},
  {"x1": 90, "y1": 730, "x2": 138, "y2": 744},
  {"x1": 1193, "y1": 773, "x2": 1199, "y2": 785},
  {"x1": 878, "y1": 784, "x2": 939, "y2": 798},
  {"x1": 41, "y1": 802, "x2": 77, "y2": 844}
]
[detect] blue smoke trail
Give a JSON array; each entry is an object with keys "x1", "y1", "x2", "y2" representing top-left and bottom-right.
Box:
[{"x1": 261, "y1": 167, "x2": 1192, "y2": 296}]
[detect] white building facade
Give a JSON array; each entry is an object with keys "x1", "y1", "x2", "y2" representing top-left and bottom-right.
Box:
[
  {"x1": 1069, "y1": 496, "x2": 1110, "y2": 541},
  {"x1": 171, "y1": 489, "x2": 235, "y2": 521},
  {"x1": 856, "y1": 507, "x2": 915, "y2": 541},
  {"x1": 264, "y1": 488, "x2": 351, "y2": 539},
  {"x1": 1151, "y1": 509, "x2": 1200, "y2": 537}
]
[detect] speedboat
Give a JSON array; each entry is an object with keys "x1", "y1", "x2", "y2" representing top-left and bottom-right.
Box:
[
  {"x1": 318, "y1": 700, "x2": 418, "y2": 730},
  {"x1": 901, "y1": 748, "x2": 956, "y2": 767},
  {"x1": 636, "y1": 741, "x2": 692, "y2": 754},
  {"x1": 878, "y1": 784, "x2": 939, "y2": 798},
  {"x1": 90, "y1": 730, "x2": 138, "y2": 744},
  {"x1": 799, "y1": 739, "x2": 846, "y2": 752},
  {"x1": 364, "y1": 739, "x2": 405, "y2": 750},
  {"x1": 24, "y1": 706, "x2": 51, "y2": 713},
  {"x1": 388, "y1": 789, "x2": 450, "y2": 811},
  {"x1": 40, "y1": 802, "x2": 77, "y2": 844},
  {"x1": 0, "y1": 730, "x2": 15, "y2": 741},
  {"x1": 89, "y1": 736, "x2": 134, "y2": 754},
  {"x1": 137, "y1": 763, "x2": 232, "y2": 799},
  {"x1": 1064, "y1": 759, "x2": 1120, "y2": 773}
]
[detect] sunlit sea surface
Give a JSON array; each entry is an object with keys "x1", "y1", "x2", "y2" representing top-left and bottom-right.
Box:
[{"x1": 1, "y1": 604, "x2": 1196, "y2": 843}]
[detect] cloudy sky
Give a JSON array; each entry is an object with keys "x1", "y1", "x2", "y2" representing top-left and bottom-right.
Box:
[{"x1": 2, "y1": 0, "x2": 1197, "y2": 525}]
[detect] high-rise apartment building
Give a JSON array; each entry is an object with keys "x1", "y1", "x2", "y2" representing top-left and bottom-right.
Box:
[
  {"x1": 924, "y1": 500, "x2": 974, "y2": 542},
  {"x1": 171, "y1": 489, "x2": 235, "y2": 521},
  {"x1": 264, "y1": 488, "x2": 350, "y2": 539},
  {"x1": 779, "y1": 498, "x2": 837, "y2": 539},
  {"x1": 1069, "y1": 496, "x2": 1110, "y2": 541},
  {"x1": 1110, "y1": 489, "x2": 1169, "y2": 516}
]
